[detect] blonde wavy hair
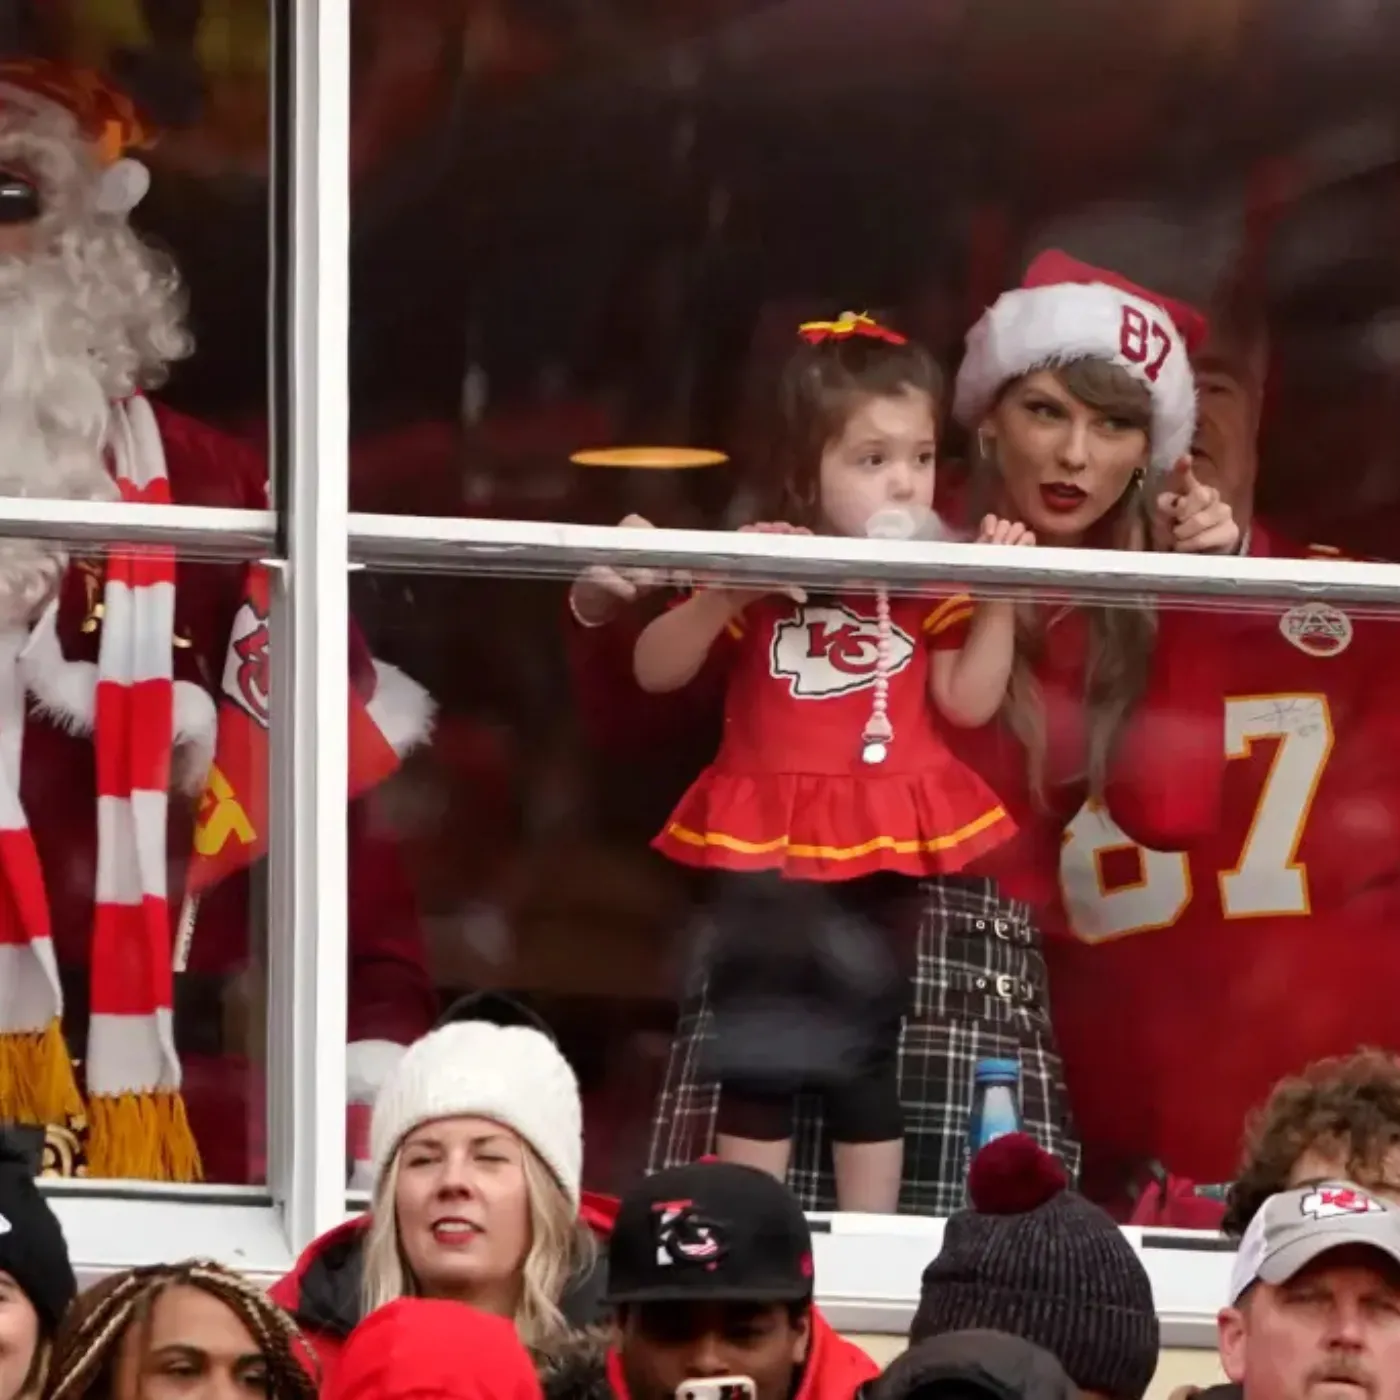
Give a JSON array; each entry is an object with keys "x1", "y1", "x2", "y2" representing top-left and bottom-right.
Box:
[
  {"x1": 974, "y1": 356, "x2": 1158, "y2": 806},
  {"x1": 362, "y1": 1135, "x2": 595, "y2": 1353}
]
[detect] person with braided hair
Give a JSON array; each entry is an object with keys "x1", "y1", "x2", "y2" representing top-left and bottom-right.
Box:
[{"x1": 42, "y1": 1260, "x2": 316, "y2": 1400}]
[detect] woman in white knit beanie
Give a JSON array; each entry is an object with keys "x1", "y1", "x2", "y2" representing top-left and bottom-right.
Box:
[{"x1": 271, "y1": 997, "x2": 599, "y2": 1381}]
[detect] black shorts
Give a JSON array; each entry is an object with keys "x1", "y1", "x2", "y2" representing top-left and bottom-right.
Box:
[{"x1": 699, "y1": 870, "x2": 918, "y2": 1143}]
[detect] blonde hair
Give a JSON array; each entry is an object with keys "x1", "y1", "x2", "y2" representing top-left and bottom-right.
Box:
[
  {"x1": 362, "y1": 1134, "x2": 595, "y2": 1353},
  {"x1": 976, "y1": 357, "x2": 1158, "y2": 805}
]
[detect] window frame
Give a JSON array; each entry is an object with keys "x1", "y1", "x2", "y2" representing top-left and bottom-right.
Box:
[{"x1": 13, "y1": 0, "x2": 1387, "y2": 1359}]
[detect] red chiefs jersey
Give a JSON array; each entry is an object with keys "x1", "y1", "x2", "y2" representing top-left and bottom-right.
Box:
[
  {"x1": 652, "y1": 590, "x2": 1016, "y2": 881},
  {"x1": 1046, "y1": 528, "x2": 1400, "y2": 1184}
]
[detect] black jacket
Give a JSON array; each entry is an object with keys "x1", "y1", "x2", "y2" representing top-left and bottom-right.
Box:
[{"x1": 869, "y1": 1330, "x2": 1080, "y2": 1400}]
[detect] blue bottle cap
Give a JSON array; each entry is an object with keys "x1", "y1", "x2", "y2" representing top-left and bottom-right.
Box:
[{"x1": 973, "y1": 1057, "x2": 1020, "y2": 1083}]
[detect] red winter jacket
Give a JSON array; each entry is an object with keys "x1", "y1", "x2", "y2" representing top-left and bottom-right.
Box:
[
  {"x1": 325, "y1": 1298, "x2": 543, "y2": 1400},
  {"x1": 271, "y1": 1195, "x2": 619, "y2": 1388},
  {"x1": 591, "y1": 1311, "x2": 876, "y2": 1400}
]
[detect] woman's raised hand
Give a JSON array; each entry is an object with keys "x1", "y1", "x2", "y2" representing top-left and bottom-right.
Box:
[{"x1": 1153, "y1": 460, "x2": 1240, "y2": 555}]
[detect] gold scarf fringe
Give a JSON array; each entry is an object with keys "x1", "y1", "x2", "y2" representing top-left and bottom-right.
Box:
[
  {"x1": 0, "y1": 1020, "x2": 86, "y2": 1126},
  {"x1": 87, "y1": 1090, "x2": 204, "y2": 1182}
]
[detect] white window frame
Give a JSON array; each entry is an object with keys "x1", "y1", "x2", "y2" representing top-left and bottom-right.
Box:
[{"x1": 13, "y1": 0, "x2": 1396, "y2": 1358}]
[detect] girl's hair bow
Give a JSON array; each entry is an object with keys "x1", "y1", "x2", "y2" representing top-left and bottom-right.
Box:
[{"x1": 797, "y1": 310, "x2": 907, "y2": 346}]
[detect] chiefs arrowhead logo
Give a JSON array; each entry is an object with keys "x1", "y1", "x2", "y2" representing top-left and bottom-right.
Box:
[
  {"x1": 222, "y1": 598, "x2": 271, "y2": 728},
  {"x1": 1280, "y1": 602, "x2": 1352, "y2": 658},
  {"x1": 1301, "y1": 1186, "x2": 1385, "y2": 1220},
  {"x1": 653, "y1": 1200, "x2": 727, "y2": 1268},
  {"x1": 770, "y1": 603, "x2": 914, "y2": 698}
]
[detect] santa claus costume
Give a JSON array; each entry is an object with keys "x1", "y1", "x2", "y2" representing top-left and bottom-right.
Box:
[{"x1": 0, "y1": 61, "x2": 437, "y2": 1183}]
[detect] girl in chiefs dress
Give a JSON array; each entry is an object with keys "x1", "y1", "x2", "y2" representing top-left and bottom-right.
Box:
[{"x1": 632, "y1": 313, "x2": 1026, "y2": 1211}]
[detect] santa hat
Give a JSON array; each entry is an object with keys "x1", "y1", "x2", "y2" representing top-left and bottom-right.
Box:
[
  {"x1": 952, "y1": 249, "x2": 1208, "y2": 474},
  {"x1": 0, "y1": 60, "x2": 151, "y2": 214}
]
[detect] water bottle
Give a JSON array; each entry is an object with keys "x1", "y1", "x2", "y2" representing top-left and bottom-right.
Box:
[{"x1": 967, "y1": 1057, "x2": 1022, "y2": 1170}]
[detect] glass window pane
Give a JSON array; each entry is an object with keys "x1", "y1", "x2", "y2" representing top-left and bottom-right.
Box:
[
  {"x1": 348, "y1": 0, "x2": 1400, "y2": 562},
  {"x1": 0, "y1": 13, "x2": 282, "y2": 1188},
  {"x1": 0, "y1": 549, "x2": 272, "y2": 1188},
  {"x1": 0, "y1": 5, "x2": 274, "y2": 487},
  {"x1": 344, "y1": 563, "x2": 1400, "y2": 1239}
]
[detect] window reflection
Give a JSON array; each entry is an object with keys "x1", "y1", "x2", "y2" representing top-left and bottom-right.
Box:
[{"x1": 358, "y1": 545, "x2": 1400, "y2": 1225}]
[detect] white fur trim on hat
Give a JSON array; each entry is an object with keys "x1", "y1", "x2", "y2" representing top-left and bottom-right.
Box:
[
  {"x1": 952, "y1": 281, "x2": 1198, "y2": 474},
  {"x1": 367, "y1": 659, "x2": 436, "y2": 757},
  {"x1": 348, "y1": 1038, "x2": 408, "y2": 1105},
  {"x1": 369, "y1": 1021, "x2": 582, "y2": 1208}
]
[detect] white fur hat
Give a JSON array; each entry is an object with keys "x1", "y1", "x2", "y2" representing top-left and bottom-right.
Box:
[
  {"x1": 369, "y1": 1021, "x2": 583, "y2": 1208},
  {"x1": 953, "y1": 249, "x2": 1208, "y2": 474}
]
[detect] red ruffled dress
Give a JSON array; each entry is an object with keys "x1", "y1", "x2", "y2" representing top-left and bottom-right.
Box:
[{"x1": 653, "y1": 590, "x2": 1017, "y2": 881}]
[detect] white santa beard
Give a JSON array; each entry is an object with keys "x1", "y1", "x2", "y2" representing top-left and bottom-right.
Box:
[{"x1": 0, "y1": 255, "x2": 119, "y2": 628}]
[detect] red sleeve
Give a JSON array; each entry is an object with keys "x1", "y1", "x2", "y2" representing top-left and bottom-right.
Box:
[
  {"x1": 565, "y1": 592, "x2": 731, "y2": 754},
  {"x1": 345, "y1": 796, "x2": 437, "y2": 1044},
  {"x1": 922, "y1": 593, "x2": 975, "y2": 651},
  {"x1": 152, "y1": 400, "x2": 269, "y2": 511},
  {"x1": 1102, "y1": 605, "x2": 1227, "y2": 851}
]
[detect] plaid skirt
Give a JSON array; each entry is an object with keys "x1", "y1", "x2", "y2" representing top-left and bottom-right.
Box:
[{"x1": 647, "y1": 874, "x2": 1080, "y2": 1216}]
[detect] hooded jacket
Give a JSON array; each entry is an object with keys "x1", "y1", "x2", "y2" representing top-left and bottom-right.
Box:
[
  {"x1": 869, "y1": 1330, "x2": 1079, "y2": 1400},
  {"x1": 535, "y1": 1308, "x2": 877, "y2": 1400},
  {"x1": 325, "y1": 1298, "x2": 543, "y2": 1400},
  {"x1": 270, "y1": 1212, "x2": 612, "y2": 1385}
]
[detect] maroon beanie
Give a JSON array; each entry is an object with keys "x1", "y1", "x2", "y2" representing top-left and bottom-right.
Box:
[{"x1": 911, "y1": 1135, "x2": 1159, "y2": 1400}]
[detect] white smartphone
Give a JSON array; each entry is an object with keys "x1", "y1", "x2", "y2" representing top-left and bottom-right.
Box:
[{"x1": 677, "y1": 1378, "x2": 757, "y2": 1400}]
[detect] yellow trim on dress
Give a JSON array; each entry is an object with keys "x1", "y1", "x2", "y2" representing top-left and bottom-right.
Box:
[{"x1": 664, "y1": 801, "x2": 1009, "y2": 862}]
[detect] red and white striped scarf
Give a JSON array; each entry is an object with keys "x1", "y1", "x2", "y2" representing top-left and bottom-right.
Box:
[{"x1": 0, "y1": 395, "x2": 199, "y2": 1180}]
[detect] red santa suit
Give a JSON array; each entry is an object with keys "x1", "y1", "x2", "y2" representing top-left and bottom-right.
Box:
[
  {"x1": 1046, "y1": 524, "x2": 1399, "y2": 1191},
  {"x1": 0, "y1": 61, "x2": 436, "y2": 1182},
  {"x1": 0, "y1": 397, "x2": 438, "y2": 1183},
  {"x1": 652, "y1": 590, "x2": 1015, "y2": 881}
]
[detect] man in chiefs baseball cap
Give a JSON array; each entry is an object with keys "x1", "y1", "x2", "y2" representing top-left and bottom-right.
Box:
[
  {"x1": 1218, "y1": 1182, "x2": 1400, "y2": 1400},
  {"x1": 590, "y1": 1163, "x2": 876, "y2": 1400}
]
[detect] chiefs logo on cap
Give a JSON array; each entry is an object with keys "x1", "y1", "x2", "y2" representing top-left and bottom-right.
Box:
[
  {"x1": 653, "y1": 1200, "x2": 727, "y2": 1269},
  {"x1": 1301, "y1": 1186, "x2": 1385, "y2": 1220}
]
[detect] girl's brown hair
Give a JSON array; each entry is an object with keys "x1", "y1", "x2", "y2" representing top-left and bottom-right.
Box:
[
  {"x1": 974, "y1": 356, "x2": 1157, "y2": 805},
  {"x1": 764, "y1": 331, "x2": 943, "y2": 528},
  {"x1": 43, "y1": 1261, "x2": 317, "y2": 1400}
]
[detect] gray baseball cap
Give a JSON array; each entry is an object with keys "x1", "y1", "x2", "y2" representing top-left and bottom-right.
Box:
[{"x1": 1230, "y1": 1182, "x2": 1400, "y2": 1304}]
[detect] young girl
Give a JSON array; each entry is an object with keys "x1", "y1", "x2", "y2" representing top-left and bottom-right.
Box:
[{"x1": 631, "y1": 312, "x2": 1024, "y2": 1212}]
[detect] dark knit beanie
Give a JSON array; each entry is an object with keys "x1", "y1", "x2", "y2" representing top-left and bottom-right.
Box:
[
  {"x1": 911, "y1": 1135, "x2": 1159, "y2": 1400},
  {"x1": 0, "y1": 1133, "x2": 77, "y2": 1334}
]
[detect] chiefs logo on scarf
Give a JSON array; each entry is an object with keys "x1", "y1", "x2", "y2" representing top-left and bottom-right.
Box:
[{"x1": 184, "y1": 564, "x2": 401, "y2": 905}]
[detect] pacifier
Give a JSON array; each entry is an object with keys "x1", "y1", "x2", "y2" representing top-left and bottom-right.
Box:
[{"x1": 863, "y1": 504, "x2": 950, "y2": 542}]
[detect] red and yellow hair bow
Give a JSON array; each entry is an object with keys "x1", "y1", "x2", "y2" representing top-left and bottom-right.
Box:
[{"x1": 797, "y1": 310, "x2": 907, "y2": 346}]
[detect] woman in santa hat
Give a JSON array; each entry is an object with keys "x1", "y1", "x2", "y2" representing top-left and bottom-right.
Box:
[{"x1": 626, "y1": 251, "x2": 1238, "y2": 1215}]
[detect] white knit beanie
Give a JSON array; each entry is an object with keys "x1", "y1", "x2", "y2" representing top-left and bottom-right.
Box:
[{"x1": 369, "y1": 1021, "x2": 583, "y2": 1208}]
